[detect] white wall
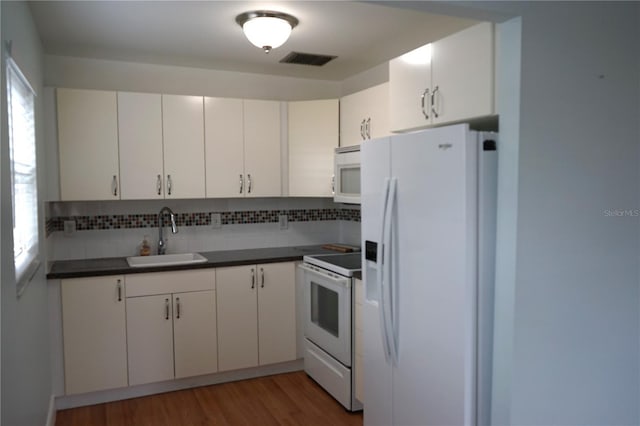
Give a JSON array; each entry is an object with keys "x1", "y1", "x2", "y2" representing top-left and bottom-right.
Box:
[
  {"x1": 44, "y1": 55, "x2": 342, "y2": 101},
  {"x1": 512, "y1": 4, "x2": 639, "y2": 424},
  {"x1": 385, "y1": 1, "x2": 640, "y2": 424},
  {"x1": 1, "y1": 2, "x2": 52, "y2": 425}
]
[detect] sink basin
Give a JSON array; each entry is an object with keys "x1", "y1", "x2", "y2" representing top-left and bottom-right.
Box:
[{"x1": 126, "y1": 253, "x2": 208, "y2": 268}]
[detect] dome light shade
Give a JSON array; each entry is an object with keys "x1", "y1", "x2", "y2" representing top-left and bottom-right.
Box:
[{"x1": 236, "y1": 11, "x2": 299, "y2": 54}]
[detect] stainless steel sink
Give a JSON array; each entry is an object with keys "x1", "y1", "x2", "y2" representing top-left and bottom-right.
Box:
[{"x1": 126, "y1": 253, "x2": 207, "y2": 268}]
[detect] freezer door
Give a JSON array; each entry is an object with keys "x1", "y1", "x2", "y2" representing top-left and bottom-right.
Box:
[
  {"x1": 390, "y1": 124, "x2": 478, "y2": 426},
  {"x1": 361, "y1": 137, "x2": 393, "y2": 426}
]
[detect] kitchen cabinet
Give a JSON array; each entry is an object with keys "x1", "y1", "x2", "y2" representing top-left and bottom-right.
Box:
[
  {"x1": 243, "y1": 100, "x2": 282, "y2": 197},
  {"x1": 204, "y1": 97, "x2": 244, "y2": 197},
  {"x1": 389, "y1": 22, "x2": 494, "y2": 132},
  {"x1": 57, "y1": 89, "x2": 120, "y2": 201},
  {"x1": 288, "y1": 99, "x2": 339, "y2": 197},
  {"x1": 61, "y1": 276, "x2": 127, "y2": 395},
  {"x1": 340, "y1": 83, "x2": 389, "y2": 147},
  {"x1": 205, "y1": 98, "x2": 282, "y2": 198},
  {"x1": 354, "y1": 278, "x2": 364, "y2": 403},
  {"x1": 162, "y1": 95, "x2": 206, "y2": 198},
  {"x1": 217, "y1": 262, "x2": 296, "y2": 371},
  {"x1": 117, "y1": 92, "x2": 164, "y2": 200},
  {"x1": 126, "y1": 270, "x2": 216, "y2": 386}
]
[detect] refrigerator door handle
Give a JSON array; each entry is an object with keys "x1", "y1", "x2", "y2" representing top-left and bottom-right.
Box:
[
  {"x1": 377, "y1": 177, "x2": 393, "y2": 364},
  {"x1": 386, "y1": 177, "x2": 399, "y2": 366}
]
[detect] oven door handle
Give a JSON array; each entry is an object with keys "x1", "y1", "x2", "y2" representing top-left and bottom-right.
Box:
[{"x1": 299, "y1": 264, "x2": 352, "y2": 288}]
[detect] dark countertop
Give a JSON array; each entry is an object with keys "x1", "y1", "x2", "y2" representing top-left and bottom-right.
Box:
[{"x1": 47, "y1": 245, "x2": 343, "y2": 279}]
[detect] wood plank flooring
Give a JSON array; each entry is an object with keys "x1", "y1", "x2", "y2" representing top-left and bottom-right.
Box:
[{"x1": 55, "y1": 371, "x2": 363, "y2": 426}]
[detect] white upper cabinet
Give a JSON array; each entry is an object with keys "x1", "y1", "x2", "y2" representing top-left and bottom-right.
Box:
[
  {"x1": 243, "y1": 100, "x2": 282, "y2": 197},
  {"x1": 205, "y1": 98, "x2": 282, "y2": 198},
  {"x1": 57, "y1": 89, "x2": 120, "y2": 200},
  {"x1": 205, "y1": 97, "x2": 245, "y2": 198},
  {"x1": 340, "y1": 82, "x2": 389, "y2": 147},
  {"x1": 162, "y1": 95, "x2": 206, "y2": 199},
  {"x1": 118, "y1": 92, "x2": 164, "y2": 200},
  {"x1": 288, "y1": 99, "x2": 339, "y2": 197},
  {"x1": 390, "y1": 22, "x2": 494, "y2": 132}
]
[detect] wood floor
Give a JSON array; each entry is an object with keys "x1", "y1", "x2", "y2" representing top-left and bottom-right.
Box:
[{"x1": 55, "y1": 371, "x2": 363, "y2": 426}]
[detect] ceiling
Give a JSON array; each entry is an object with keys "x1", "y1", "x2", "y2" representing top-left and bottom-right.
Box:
[{"x1": 28, "y1": 1, "x2": 478, "y2": 81}]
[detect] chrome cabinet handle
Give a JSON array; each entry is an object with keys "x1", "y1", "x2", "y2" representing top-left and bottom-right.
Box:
[
  {"x1": 176, "y1": 297, "x2": 180, "y2": 319},
  {"x1": 156, "y1": 174, "x2": 162, "y2": 195},
  {"x1": 260, "y1": 267, "x2": 265, "y2": 288},
  {"x1": 247, "y1": 174, "x2": 252, "y2": 194},
  {"x1": 166, "y1": 174, "x2": 172, "y2": 196},
  {"x1": 431, "y1": 85, "x2": 440, "y2": 118},
  {"x1": 331, "y1": 175, "x2": 335, "y2": 195},
  {"x1": 165, "y1": 298, "x2": 170, "y2": 320},
  {"x1": 117, "y1": 279, "x2": 122, "y2": 302},
  {"x1": 112, "y1": 175, "x2": 118, "y2": 197},
  {"x1": 251, "y1": 268, "x2": 255, "y2": 289},
  {"x1": 421, "y1": 88, "x2": 430, "y2": 119},
  {"x1": 366, "y1": 118, "x2": 371, "y2": 139},
  {"x1": 239, "y1": 174, "x2": 244, "y2": 194}
]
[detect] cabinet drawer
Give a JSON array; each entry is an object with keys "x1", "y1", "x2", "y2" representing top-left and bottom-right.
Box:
[{"x1": 126, "y1": 269, "x2": 215, "y2": 297}]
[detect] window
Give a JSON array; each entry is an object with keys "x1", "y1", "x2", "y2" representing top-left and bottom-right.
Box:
[{"x1": 6, "y1": 56, "x2": 39, "y2": 293}]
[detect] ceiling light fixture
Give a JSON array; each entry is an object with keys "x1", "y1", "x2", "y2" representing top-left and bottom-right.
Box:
[{"x1": 236, "y1": 10, "x2": 299, "y2": 54}]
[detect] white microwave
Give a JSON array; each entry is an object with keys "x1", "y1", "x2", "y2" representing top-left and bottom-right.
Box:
[{"x1": 334, "y1": 146, "x2": 360, "y2": 204}]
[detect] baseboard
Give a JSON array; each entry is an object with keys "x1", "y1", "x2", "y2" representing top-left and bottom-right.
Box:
[
  {"x1": 45, "y1": 394, "x2": 56, "y2": 426},
  {"x1": 55, "y1": 359, "x2": 303, "y2": 410}
]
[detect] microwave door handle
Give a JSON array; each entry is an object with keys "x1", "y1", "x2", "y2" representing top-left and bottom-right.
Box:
[{"x1": 377, "y1": 178, "x2": 393, "y2": 364}]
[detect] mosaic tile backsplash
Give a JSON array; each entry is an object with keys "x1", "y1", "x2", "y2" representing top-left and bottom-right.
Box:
[{"x1": 46, "y1": 208, "x2": 360, "y2": 236}]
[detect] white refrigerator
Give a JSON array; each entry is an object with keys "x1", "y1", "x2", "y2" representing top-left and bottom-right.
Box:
[{"x1": 361, "y1": 124, "x2": 497, "y2": 426}]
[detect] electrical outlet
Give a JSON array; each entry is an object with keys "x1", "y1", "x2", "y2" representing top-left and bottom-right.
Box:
[
  {"x1": 64, "y1": 220, "x2": 76, "y2": 236},
  {"x1": 211, "y1": 213, "x2": 221, "y2": 229},
  {"x1": 279, "y1": 214, "x2": 288, "y2": 230}
]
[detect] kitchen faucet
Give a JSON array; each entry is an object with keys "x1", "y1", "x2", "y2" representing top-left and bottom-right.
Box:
[{"x1": 157, "y1": 206, "x2": 178, "y2": 255}]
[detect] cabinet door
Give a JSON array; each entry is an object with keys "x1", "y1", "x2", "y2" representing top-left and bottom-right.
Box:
[
  {"x1": 243, "y1": 100, "x2": 282, "y2": 197},
  {"x1": 57, "y1": 89, "x2": 119, "y2": 201},
  {"x1": 216, "y1": 265, "x2": 259, "y2": 371},
  {"x1": 257, "y1": 262, "x2": 297, "y2": 365},
  {"x1": 365, "y1": 82, "x2": 390, "y2": 140},
  {"x1": 61, "y1": 276, "x2": 127, "y2": 395},
  {"x1": 339, "y1": 90, "x2": 367, "y2": 147},
  {"x1": 118, "y1": 92, "x2": 164, "y2": 200},
  {"x1": 173, "y1": 290, "x2": 218, "y2": 379},
  {"x1": 126, "y1": 294, "x2": 175, "y2": 386},
  {"x1": 389, "y1": 45, "x2": 433, "y2": 132},
  {"x1": 288, "y1": 99, "x2": 339, "y2": 197},
  {"x1": 162, "y1": 95, "x2": 205, "y2": 198},
  {"x1": 204, "y1": 97, "x2": 245, "y2": 197},
  {"x1": 431, "y1": 22, "x2": 494, "y2": 124}
]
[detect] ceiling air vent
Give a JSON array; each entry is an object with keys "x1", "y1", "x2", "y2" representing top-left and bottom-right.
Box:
[{"x1": 279, "y1": 51, "x2": 337, "y2": 66}]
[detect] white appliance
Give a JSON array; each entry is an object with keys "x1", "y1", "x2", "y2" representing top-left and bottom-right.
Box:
[
  {"x1": 334, "y1": 146, "x2": 361, "y2": 204},
  {"x1": 300, "y1": 253, "x2": 363, "y2": 411},
  {"x1": 361, "y1": 124, "x2": 497, "y2": 426}
]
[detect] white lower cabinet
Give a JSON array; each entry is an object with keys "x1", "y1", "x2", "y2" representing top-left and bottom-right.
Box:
[
  {"x1": 59, "y1": 263, "x2": 296, "y2": 395},
  {"x1": 61, "y1": 276, "x2": 128, "y2": 395},
  {"x1": 217, "y1": 262, "x2": 297, "y2": 372},
  {"x1": 125, "y1": 270, "x2": 217, "y2": 386}
]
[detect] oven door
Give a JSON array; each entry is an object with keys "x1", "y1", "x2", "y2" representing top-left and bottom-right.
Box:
[{"x1": 300, "y1": 263, "x2": 352, "y2": 366}]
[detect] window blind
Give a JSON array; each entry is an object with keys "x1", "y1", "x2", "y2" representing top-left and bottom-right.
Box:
[{"x1": 7, "y1": 55, "x2": 40, "y2": 292}]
